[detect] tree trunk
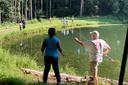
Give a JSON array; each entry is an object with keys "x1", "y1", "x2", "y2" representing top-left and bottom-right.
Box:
[
  {"x1": 10, "y1": 0, "x2": 14, "y2": 22},
  {"x1": 21, "y1": 68, "x2": 87, "y2": 83},
  {"x1": 69, "y1": 0, "x2": 72, "y2": 8},
  {"x1": 34, "y1": 0, "x2": 36, "y2": 18},
  {"x1": 30, "y1": 0, "x2": 33, "y2": 19},
  {"x1": 29, "y1": 0, "x2": 33, "y2": 19},
  {"x1": 21, "y1": 68, "x2": 127, "y2": 85},
  {"x1": 21, "y1": 0, "x2": 24, "y2": 19},
  {"x1": 18, "y1": 0, "x2": 21, "y2": 21},
  {"x1": 80, "y1": 0, "x2": 84, "y2": 16},
  {"x1": 14, "y1": 0, "x2": 17, "y2": 22},
  {"x1": 41, "y1": 0, "x2": 43, "y2": 12},
  {"x1": 46, "y1": 0, "x2": 49, "y2": 17},
  {"x1": 49, "y1": 0, "x2": 51, "y2": 18},
  {"x1": 65, "y1": 0, "x2": 68, "y2": 5},
  {"x1": 25, "y1": 0, "x2": 27, "y2": 20},
  {"x1": 0, "y1": 9, "x2": 1, "y2": 24}
]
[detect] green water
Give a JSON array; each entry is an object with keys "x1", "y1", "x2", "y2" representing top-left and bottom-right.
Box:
[{"x1": 2, "y1": 25, "x2": 128, "y2": 81}]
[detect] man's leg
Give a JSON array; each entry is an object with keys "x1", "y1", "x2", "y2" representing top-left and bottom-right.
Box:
[
  {"x1": 90, "y1": 62, "x2": 93, "y2": 77},
  {"x1": 90, "y1": 61, "x2": 99, "y2": 85},
  {"x1": 43, "y1": 57, "x2": 51, "y2": 83},
  {"x1": 20, "y1": 26, "x2": 22, "y2": 31},
  {"x1": 93, "y1": 65, "x2": 98, "y2": 85},
  {"x1": 52, "y1": 57, "x2": 61, "y2": 83}
]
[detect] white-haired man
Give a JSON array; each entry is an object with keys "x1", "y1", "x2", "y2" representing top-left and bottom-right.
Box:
[{"x1": 74, "y1": 30, "x2": 111, "y2": 85}]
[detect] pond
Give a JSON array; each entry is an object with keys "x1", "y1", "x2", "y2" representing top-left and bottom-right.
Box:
[{"x1": 2, "y1": 25, "x2": 127, "y2": 81}]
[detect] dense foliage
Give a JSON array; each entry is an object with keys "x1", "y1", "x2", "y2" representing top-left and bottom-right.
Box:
[{"x1": 0, "y1": 0, "x2": 128, "y2": 23}]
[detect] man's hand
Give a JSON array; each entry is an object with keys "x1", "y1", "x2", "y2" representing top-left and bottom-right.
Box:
[
  {"x1": 74, "y1": 37, "x2": 85, "y2": 46},
  {"x1": 103, "y1": 48, "x2": 111, "y2": 57},
  {"x1": 103, "y1": 51, "x2": 108, "y2": 57},
  {"x1": 74, "y1": 37, "x2": 79, "y2": 41}
]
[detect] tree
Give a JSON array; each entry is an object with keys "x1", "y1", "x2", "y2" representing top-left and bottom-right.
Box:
[
  {"x1": 80, "y1": 0, "x2": 84, "y2": 16},
  {"x1": 18, "y1": 0, "x2": 21, "y2": 21},
  {"x1": 34, "y1": 0, "x2": 37, "y2": 18},
  {"x1": 122, "y1": 0, "x2": 128, "y2": 16},
  {"x1": 49, "y1": 0, "x2": 51, "y2": 18},
  {"x1": 0, "y1": 8, "x2": 1, "y2": 24},
  {"x1": 25, "y1": 0, "x2": 27, "y2": 20},
  {"x1": 41, "y1": 0, "x2": 43, "y2": 12},
  {"x1": 69, "y1": 0, "x2": 72, "y2": 8},
  {"x1": 1, "y1": 0, "x2": 128, "y2": 23},
  {"x1": 14, "y1": 0, "x2": 17, "y2": 22},
  {"x1": 28, "y1": 0, "x2": 32, "y2": 19},
  {"x1": 21, "y1": 0, "x2": 24, "y2": 19}
]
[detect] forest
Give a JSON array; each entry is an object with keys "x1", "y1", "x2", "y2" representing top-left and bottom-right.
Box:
[{"x1": 0, "y1": 0, "x2": 128, "y2": 23}]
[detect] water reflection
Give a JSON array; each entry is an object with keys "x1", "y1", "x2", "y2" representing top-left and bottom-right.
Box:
[{"x1": 61, "y1": 29, "x2": 74, "y2": 36}]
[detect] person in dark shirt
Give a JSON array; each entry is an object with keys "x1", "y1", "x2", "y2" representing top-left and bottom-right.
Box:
[{"x1": 22, "y1": 19, "x2": 26, "y2": 29}]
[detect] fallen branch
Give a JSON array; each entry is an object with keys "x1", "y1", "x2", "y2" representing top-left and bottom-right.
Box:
[
  {"x1": 21, "y1": 68, "x2": 128, "y2": 85},
  {"x1": 21, "y1": 68, "x2": 86, "y2": 83}
]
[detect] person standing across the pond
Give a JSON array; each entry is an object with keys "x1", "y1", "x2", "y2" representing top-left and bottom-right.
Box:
[
  {"x1": 22, "y1": 19, "x2": 26, "y2": 29},
  {"x1": 71, "y1": 16, "x2": 74, "y2": 22},
  {"x1": 19, "y1": 20, "x2": 23, "y2": 31},
  {"x1": 41, "y1": 28, "x2": 64, "y2": 84},
  {"x1": 74, "y1": 30, "x2": 111, "y2": 85}
]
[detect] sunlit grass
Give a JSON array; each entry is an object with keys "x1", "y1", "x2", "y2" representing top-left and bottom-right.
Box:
[{"x1": 0, "y1": 16, "x2": 122, "y2": 30}]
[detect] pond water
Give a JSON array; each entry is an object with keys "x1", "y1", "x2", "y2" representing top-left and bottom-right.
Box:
[{"x1": 2, "y1": 25, "x2": 127, "y2": 81}]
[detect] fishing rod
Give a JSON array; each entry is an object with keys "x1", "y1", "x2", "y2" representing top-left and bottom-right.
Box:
[{"x1": 106, "y1": 56, "x2": 115, "y2": 63}]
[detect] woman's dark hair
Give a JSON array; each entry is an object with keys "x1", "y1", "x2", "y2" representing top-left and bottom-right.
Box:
[{"x1": 48, "y1": 28, "x2": 56, "y2": 37}]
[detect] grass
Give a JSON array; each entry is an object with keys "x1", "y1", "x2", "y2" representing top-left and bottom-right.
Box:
[
  {"x1": 0, "y1": 16, "x2": 123, "y2": 40},
  {"x1": 0, "y1": 47, "x2": 42, "y2": 75},
  {"x1": 0, "y1": 16, "x2": 122, "y2": 30},
  {"x1": 0, "y1": 47, "x2": 42, "y2": 84}
]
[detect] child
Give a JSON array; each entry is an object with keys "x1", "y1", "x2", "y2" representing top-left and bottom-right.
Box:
[
  {"x1": 41, "y1": 28, "x2": 64, "y2": 84},
  {"x1": 74, "y1": 30, "x2": 111, "y2": 85}
]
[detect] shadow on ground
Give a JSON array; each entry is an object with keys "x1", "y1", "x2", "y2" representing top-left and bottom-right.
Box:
[{"x1": 0, "y1": 77, "x2": 85, "y2": 85}]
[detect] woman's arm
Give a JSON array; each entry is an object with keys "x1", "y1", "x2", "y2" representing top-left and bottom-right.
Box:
[
  {"x1": 41, "y1": 39, "x2": 46, "y2": 53},
  {"x1": 57, "y1": 42, "x2": 64, "y2": 56}
]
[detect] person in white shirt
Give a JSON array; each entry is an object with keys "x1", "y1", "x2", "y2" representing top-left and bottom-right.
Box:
[{"x1": 74, "y1": 30, "x2": 111, "y2": 85}]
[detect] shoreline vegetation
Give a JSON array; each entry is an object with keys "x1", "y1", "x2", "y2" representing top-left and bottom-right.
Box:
[
  {"x1": 0, "y1": 16, "x2": 127, "y2": 85},
  {"x1": 0, "y1": 16, "x2": 125, "y2": 40}
]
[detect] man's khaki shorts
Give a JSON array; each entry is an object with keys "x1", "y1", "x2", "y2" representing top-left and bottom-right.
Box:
[{"x1": 90, "y1": 61, "x2": 100, "y2": 74}]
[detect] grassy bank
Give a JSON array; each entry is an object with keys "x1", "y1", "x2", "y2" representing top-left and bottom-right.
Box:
[
  {"x1": 0, "y1": 47, "x2": 42, "y2": 84},
  {"x1": 0, "y1": 16, "x2": 123, "y2": 40},
  {"x1": 0, "y1": 16, "x2": 122, "y2": 30},
  {"x1": 0, "y1": 46, "x2": 79, "y2": 85}
]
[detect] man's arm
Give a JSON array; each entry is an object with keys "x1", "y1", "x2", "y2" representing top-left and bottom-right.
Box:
[
  {"x1": 41, "y1": 39, "x2": 46, "y2": 53},
  {"x1": 103, "y1": 47, "x2": 115, "y2": 63},
  {"x1": 103, "y1": 47, "x2": 111, "y2": 56},
  {"x1": 102, "y1": 40, "x2": 111, "y2": 56},
  {"x1": 74, "y1": 37, "x2": 85, "y2": 46},
  {"x1": 57, "y1": 42, "x2": 64, "y2": 56}
]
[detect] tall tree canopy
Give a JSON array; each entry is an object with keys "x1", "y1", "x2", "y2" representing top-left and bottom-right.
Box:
[{"x1": 0, "y1": 0, "x2": 128, "y2": 23}]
